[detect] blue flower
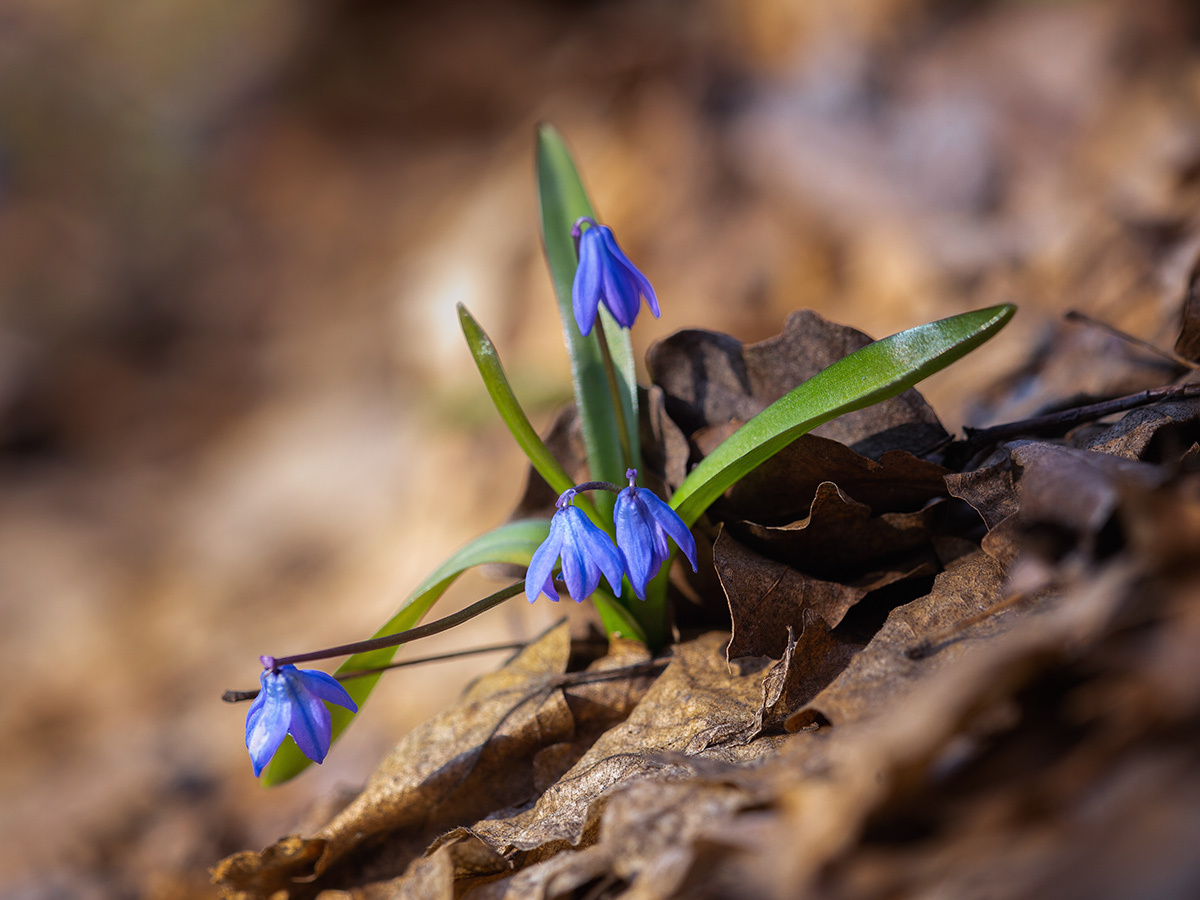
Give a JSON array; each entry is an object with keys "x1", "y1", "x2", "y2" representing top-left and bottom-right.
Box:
[
  {"x1": 614, "y1": 469, "x2": 698, "y2": 599},
  {"x1": 526, "y1": 488, "x2": 626, "y2": 603},
  {"x1": 245, "y1": 658, "x2": 358, "y2": 777},
  {"x1": 571, "y1": 217, "x2": 659, "y2": 335}
]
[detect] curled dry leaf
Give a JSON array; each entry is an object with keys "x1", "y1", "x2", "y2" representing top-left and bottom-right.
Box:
[
  {"x1": 734, "y1": 481, "x2": 944, "y2": 577},
  {"x1": 715, "y1": 528, "x2": 934, "y2": 661}
]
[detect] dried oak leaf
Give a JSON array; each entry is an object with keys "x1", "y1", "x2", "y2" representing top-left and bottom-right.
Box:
[
  {"x1": 715, "y1": 527, "x2": 934, "y2": 661},
  {"x1": 395, "y1": 632, "x2": 784, "y2": 899},
  {"x1": 647, "y1": 310, "x2": 947, "y2": 461},
  {"x1": 704, "y1": 427, "x2": 949, "y2": 524},
  {"x1": 741, "y1": 612, "x2": 860, "y2": 742},
  {"x1": 1174, "y1": 250, "x2": 1200, "y2": 361},
  {"x1": 642, "y1": 383, "x2": 691, "y2": 492},
  {"x1": 734, "y1": 481, "x2": 945, "y2": 577},
  {"x1": 1010, "y1": 441, "x2": 1168, "y2": 536},
  {"x1": 786, "y1": 548, "x2": 1010, "y2": 730},
  {"x1": 738, "y1": 561, "x2": 1138, "y2": 897},
  {"x1": 1075, "y1": 397, "x2": 1200, "y2": 463},
  {"x1": 463, "y1": 633, "x2": 778, "y2": 862},
  {"x1": 946, "y1": 446, "x2": 1020, "y2": 531}
]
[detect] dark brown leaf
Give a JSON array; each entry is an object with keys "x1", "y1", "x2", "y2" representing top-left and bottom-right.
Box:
[
  {"x1": 946, "y1": 446, "x2": 1019, "y2": 531},
  {"x1": 744, "y1": 612, "x2": 860, "y2": 741},
  {"x1": 735, "y1": 481, "x2": 944, "y2": 576},
  {"x1": 1075, "y1": 398, "x2": 1200, "y2": 464},
  {"x1": 786, "y1": 549, "x2": 1009, "y2": 729},
  {"x1": 715, "y1": 528, "x2": 932, "y2": 661},
  {"x1": 1011, "y1": 441, "x2": 1168, "y2": 536},
  {"x1": 719, "y1": 432, "x2": 949, "y2": 524}
]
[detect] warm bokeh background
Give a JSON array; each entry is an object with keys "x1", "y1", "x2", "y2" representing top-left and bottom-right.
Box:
[{"x1": 3, "y1": 0, "x2": 1199, "y2": 895}]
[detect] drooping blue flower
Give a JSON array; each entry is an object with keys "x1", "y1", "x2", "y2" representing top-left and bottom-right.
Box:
[
  {"x1": 571, "y1": 217, "x2": 659, "y2": 336},
  {"x1": 245, "y1": 658, "x2": 358, "y2": 777},
  {"x1": 525, "y1": 488, "x2": 626, "y2": 603},
  {"x1": 614, "y1": 469, "x2": 698, "y2": 599}
]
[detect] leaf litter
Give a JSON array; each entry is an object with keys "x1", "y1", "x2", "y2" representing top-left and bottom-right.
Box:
[
  {"x1": 215, "y1": 275, "x2": 1200, "y2": 897},
  {"x1": 209, "y1": 5, "x2": 1200, "y2": 897}
]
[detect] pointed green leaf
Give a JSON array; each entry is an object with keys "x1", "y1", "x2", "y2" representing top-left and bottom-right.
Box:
[
  {"x1": 670, "y1": 304, "x2": 1016, "y2": 526},
  {"x1": 536, "y1": 124, "x2": 641, "y2": 509},
  {"x1": 262, "y1": 517, "x2": 551, "y2": 785},
  {"x1": 591, "y1": 588, "x2": 648, "y2": 644},
  {"x1": 457, "y1": 302, "x2": 600, "y2": 524}
]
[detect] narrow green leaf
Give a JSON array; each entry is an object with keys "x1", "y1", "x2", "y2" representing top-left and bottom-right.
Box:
[
  {"x1": 536, "y1": 124, "x2": 641, "y2": 509},
  {"x1": 591, "y1": 588, "x2": 648, "y2": 644},
  {"x1": 262, "y1": 517, "x2": 551, "y2": 785},
  {"x1": 670, "y1": 304, "x2": 1016, "y2": 526},
  {"x1": 457, "y1": 302, "x2": 600, "y2": 524}
]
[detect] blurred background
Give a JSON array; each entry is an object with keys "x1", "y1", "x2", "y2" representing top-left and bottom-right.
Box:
[{"x1": 2, "y1": 0, "x2": 1199, "y2": 896}]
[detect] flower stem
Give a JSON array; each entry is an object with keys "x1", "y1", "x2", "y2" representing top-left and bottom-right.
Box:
[
  {"x1": 271, "y1": 581, "x2": 525, "y2": 668},
  {"x1": 222, "y1": 639, "x2": 532, "y2": 703},
  {"x1": 594, "y1": 322, "x2": 634, "y2": 472},
  {"x1": 573, "y1": 480, "x2": 622, "y2": 495}
]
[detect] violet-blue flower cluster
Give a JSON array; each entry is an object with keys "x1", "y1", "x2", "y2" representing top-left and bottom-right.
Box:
[
  {"x1": 571, "y1": 217, "x2": 659, "y2": 335},
  {"x1": 245, "y1": 658, "x2": 357, "y2": 777},
  {"x1": 614, "y1": 469, "x2": 698, "y2": 599},
  {"x1": 525, "y1": 471, "x2": 697, "y2": 603},
  {"x1": 525, "y1": 488, "x2": 625, "y2": 603}
]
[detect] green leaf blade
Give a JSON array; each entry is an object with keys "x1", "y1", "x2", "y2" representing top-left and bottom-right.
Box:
[
  {"x1": 670, "y1": 304, "x2": 1016, "y2": 526},
  {"x1": 262, "y1": 517, "x2": 551, "y2": 785},
  {"x1": 458, "y1": 303, "x2": 575, "y2": 492}
]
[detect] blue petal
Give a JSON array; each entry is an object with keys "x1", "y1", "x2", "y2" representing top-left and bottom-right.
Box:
[
  {"x1": 244, "y1": 688, "x2": 268, "y2": 745},
  {"x1": 599, "y1": 227, "x2": 658, "y2": 321},
  {"x1": 642, "y1": 490, "x2": 698, "y2": 571},
  {"x1": 599, "y1": 251, "x2": 639, "y2": 327},
  {"x1": 246, "y1": 672, "x2": 291, "y2": 776},
  {"x1": 277, "y1": 666, "x2": 333, "y2": 764},
  {"x1": 614, "y1": 492, "x2": 653, "y2": 598},
  {"x1": 288, "y1": 694, "x2": 333, "y2": 764},
  {"x1": 572, "y1": 229, "x2": 604, "y2": 335},
  {"x1": 560, "y1": 506, "x2": 624, "y2": 600},
  {"x1": 295, "y1": 668, "x2": 358, "y2": 712},
  {"x1": 525, "y1": 516, "x2": 565, "y2": 602},
  {"x1": 538, "y1": 574, "x2": 560, "y2": 602}
]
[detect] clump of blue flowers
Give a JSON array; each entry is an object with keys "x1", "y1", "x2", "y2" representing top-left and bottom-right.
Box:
[
  {"x1": 525, "y1": 470, "x2": 696, "y2": 604},
  {"x1": 525, "y1": 488, "x2": 625, "y2": 603},
  {"x1": 571, "y1": 217, "x2": 659, "y2": 334},
  {"x1": 226, "y1": 127, "x2": 1012, "y2": 783},
  {"x1": 245, "y1": 658, "x2": 357, "y2": 777},
  {"x1": 615, "y1": 469, "x2": 698, "y2": 599}
]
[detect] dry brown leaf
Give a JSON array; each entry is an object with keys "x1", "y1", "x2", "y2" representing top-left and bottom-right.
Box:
[
  {"x1": 715, "y1": 528, "x2": 933, "y2": 661},
  {"x1": 1076, "y1": 398, "x2": 1200, "y2": 463},
  {"x1": 946, "y1": 446, "x2": 1019, "y2": 531},
  {"x1": 1174, "y1": 251, "x2": 1200, "y2": 362},
  {"x1": 1011, "y1": 441, "x2": 1168, "y2": 536},
  {"x1": 717, "y1": 433, "x2": 948, "y2": 525},
  {"x1": 743, "y1": 612, "x2": 859, "y2": 741},
  {"x1": 735, "y1": 481, "x2": 944, "y2": 576},
  {"x1": 786, "y1": 548, "x2": 1010, "y2": 730}
]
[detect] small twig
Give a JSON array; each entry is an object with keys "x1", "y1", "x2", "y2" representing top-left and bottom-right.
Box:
[
  {"x1": 1065, "y1": 310, "x2": 1200, "y2": 371},
  {"x1": 961, "y1": 382, "x2": 1200, "y2": 448}
]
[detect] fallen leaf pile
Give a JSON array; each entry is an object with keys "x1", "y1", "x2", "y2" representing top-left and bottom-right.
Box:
[{"x1": 214, "y1": 290, "x2": 1200, "y2": 898}]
